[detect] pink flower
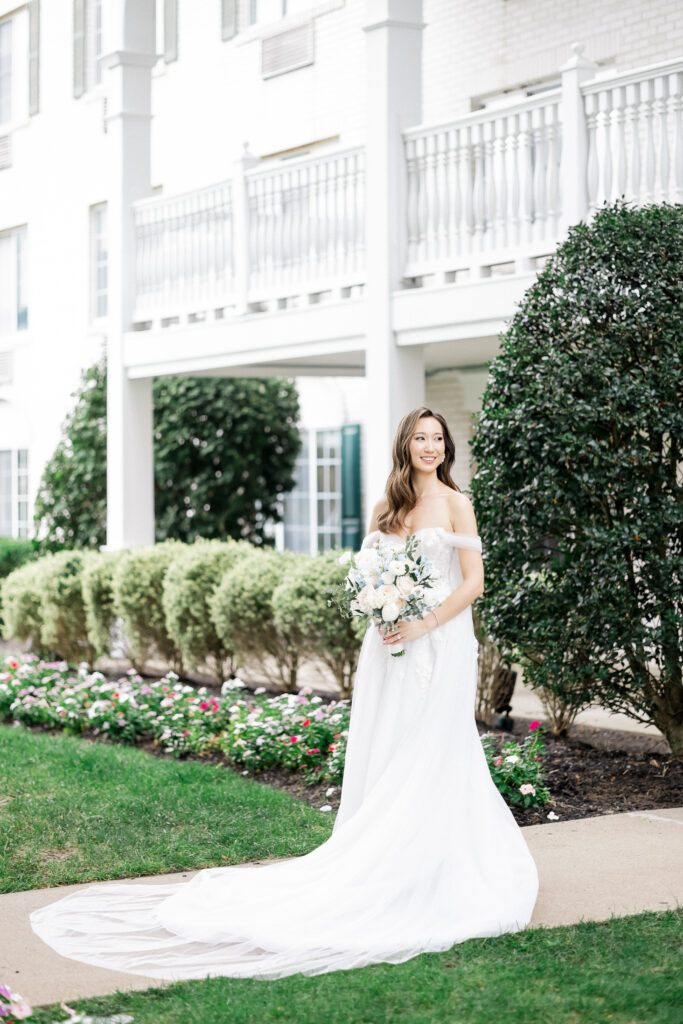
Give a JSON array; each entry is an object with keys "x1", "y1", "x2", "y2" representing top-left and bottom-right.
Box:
[
  {"x1": 200, "y1": 702, "x2": 209, "y2": 710},
  {"x1": 529, "y1": 720, "x2": 541, "y2": 731},
  {"x1": 302, "y1": 718, "x2": 311, "y2": 727},
  {"x1": 183, "y1": 730, "x2": 189, "y2": 736},
  {"x1": 493, "y1": 756, "x2": 503, "y2": 766},
  {"x1": 290, "y1": 736, "x2": 298, "y2": 743},
  {"x1": 520, "y1": 783, "x2": 536, "y2": 796}
]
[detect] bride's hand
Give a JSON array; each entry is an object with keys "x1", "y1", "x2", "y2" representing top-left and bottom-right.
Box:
[{"x1": 381, "y1": 617, "x2": 433, "y2": 647}]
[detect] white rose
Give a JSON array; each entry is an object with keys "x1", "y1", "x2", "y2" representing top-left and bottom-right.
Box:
[
  {"x1": 356, "y1": 549, "x2": 380, "y2": 572},
  {"x1": 338, "y1": 550, "x2": 352, "y2": 565},
  {"x1": 380, "y1": 570, "x2": 395, "y2": 584},
  {"x1": 382, "y1": 602, "x2": 401, "y2": 622},
  {"x1": 356, "y1": 586, "x2": 375, "y2": 614},
  {"x1": 396, "y1": 575, "x2": 413, "y2": 596},
  {"x1": 375, "y1": 583, "x2": 399, "y2": 607},
  {"x1": 389, "y1": 560, "x2": 405, "y2": 576}
]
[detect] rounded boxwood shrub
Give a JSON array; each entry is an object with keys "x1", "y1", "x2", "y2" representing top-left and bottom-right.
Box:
[
  {"x1": 38, "y1": 550, "x2": 94, "y2": 663},
  {"x1": 162, "y1": 538, "x2": 252, "y2": 680},
  {"x1": 0, "y1": 537, "x2": 39, "y2": 633},
  {"x1": 113, "y1": 540, "x2": 183, "y2": 671},
  {"x1": 470, "y1": 200, "x2": 683, "y2": 757},
  {"x1": 209, "y1": 548, "x2": 302, "y2": 692},
  {"x1": 1, "y1": 559, "x2": 47, "y2": 652},
  {"x1": 82, "y1": 550, "x2": 127, "y2": 658},
  {"x1": 272, "y1": 549, "x2": 365, "y2": 698}
]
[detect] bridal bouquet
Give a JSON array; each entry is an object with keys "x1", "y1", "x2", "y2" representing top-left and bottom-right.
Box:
[{"x1": 336, "y1": 534, "x2": 439, "y2": 657}]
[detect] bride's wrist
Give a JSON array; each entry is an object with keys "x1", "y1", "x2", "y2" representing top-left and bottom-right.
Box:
[{"x1": 429, "y1": 609, "x2": 440, "y2": 631}]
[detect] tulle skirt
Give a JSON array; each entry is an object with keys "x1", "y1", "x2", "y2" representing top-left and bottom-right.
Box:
[{"x1": 30, "y1": 608, "x2": 539, "y2": 981}]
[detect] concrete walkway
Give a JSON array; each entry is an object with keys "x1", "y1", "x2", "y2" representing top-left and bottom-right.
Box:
[{"x1": 2, "y1": 807, "x2": 682, "y2": 1006}]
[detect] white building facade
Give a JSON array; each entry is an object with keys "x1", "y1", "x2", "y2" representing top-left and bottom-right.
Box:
[{"x1": 0, "y1": 0, "x2": 682, "y2": 551}]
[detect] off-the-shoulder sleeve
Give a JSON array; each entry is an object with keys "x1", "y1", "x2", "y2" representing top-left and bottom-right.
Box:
[
  {"x1": 441, "y1": 532, "x2": 482, "y2": 552},
  {"x1": 360, "y1": 530, "x2": 381, "y2": 550}
]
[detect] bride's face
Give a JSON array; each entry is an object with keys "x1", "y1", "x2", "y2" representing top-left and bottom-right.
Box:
[{"x1": 408, "y1": 417, "x2": 445, "y2": 474}]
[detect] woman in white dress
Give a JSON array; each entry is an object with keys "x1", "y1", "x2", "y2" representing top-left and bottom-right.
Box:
[{"x1": 30, "y1": 407, "x2": 539, "y2": 982}]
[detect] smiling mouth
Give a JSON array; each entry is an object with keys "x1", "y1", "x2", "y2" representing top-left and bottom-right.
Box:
[{"x1": 421, "y1": 456, "x2": 436, "y2": 463}]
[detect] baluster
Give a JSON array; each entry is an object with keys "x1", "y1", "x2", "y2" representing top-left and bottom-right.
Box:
[
  {"x1": 258, "y1": 176, "x2": 269, "y2": 292},
  {"x1": 493, "y1": 115, "x2": 507, "y2": 249},
  {"x1": 405, "y1": 136, "x2": 419, "y2": 266},
  {"x1": 532, "y1": 105, "x2": 548, "y2": 240},
  {"x1": 225, "y1": 183, "x2": 234, "y2": 297},
  {"x1": 483, "y1": 119, "x2": 496, "y2": 250},
  {"x1": 270, "y1": 172, "x2": 281, "y2": 289},
  {"x1": 471, "y1": 121, "x2": 486, "y2": 253},
  {"x1": 547, "y1": 102, "x2": 561, "y2": 234},
  {"x1": 435, "y1": 131, "x2": 449, "y2": 260},
  {"x1": 519, "y1": 108, "x2": 534, "y2": 244},
  {"x1": 641, "y1": 78, "x2": 656, "y2": 203},
  {"x1": 612, "y1": 86, "x2": 628, "y2": 201},
  {"x1": 458, "y1": 125, "x2": 473, "y2": 256},
  {"x1": 654, "y1": 75, "x2": 670, "y2": 201},
  {"x1": 356, "y1": 151, "x2": 366, "y2": 272},
  {"x1": 596, "y1": 89, "x2": 613, "y2": 207},
  {"x1": 415, "y1": 135, "x2": 427, "y2": 264},
  {"x1": 670, "y1": 71, "x2": 683, "y2": 203},
  {"x1": 585, "y1": 92, "x2": 599, "y2": 213},
  {"x1": 625, "y1": 82, "x2": 641, "y2": 203},
  {"x1": 446, "y1": 128, "x2": 458, "y2": 262},
  {"x1": 508, "y1": 113, "x2": 520, "y2": 247}
]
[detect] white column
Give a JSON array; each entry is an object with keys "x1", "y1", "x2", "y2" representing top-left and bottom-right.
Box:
[
  {"x1": 559, "y1": 42, "x2": 597, "y2": 233},
  {"x1": 102, "y1": 1, "x2": 156, "y2": 549},
  {"x1": 362, "y1": 0, "x2": 426, "y2": 523}
]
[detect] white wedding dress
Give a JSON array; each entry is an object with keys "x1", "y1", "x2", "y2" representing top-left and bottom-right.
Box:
[{"x1": 30, "y1": 527, "x2": 539, "y2": 981}]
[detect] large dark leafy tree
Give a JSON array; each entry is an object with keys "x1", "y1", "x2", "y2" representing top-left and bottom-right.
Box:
[
  {"x1": 470, "y1": 201, "x2": 682, "y2": 758},
  {"x1": 34, "y1": 362, "x2": 301, "y2": 548}
]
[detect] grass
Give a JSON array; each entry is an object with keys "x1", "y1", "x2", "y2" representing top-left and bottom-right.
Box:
[
  {"x1": 0, "y1": 724, "x2": 332, "y2": 892},
  {"x1": 42, "y1": 908, "x2": 683, "y2": 1024}
]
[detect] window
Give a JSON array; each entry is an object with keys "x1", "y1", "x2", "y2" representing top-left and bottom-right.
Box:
[
  {"x1": 74, "y1": 0, "x2": 104, "y2": 95},
  {"x1": 283, "y1": 424, "x2": 361, "y2": 554},
  {"x1": 248, "y1": 0, "x2": 319, "y2": 27},
  {"x1": 88, "y1": 0, "x2": 103, "y2": 86},
  {"x1": 0, "y1": 227, "x2": 28, "y2": 333},
  {"x1": 0, "y1": 449, "x2": 29, "y2": 538},
  {"x1": 90, "y1": 203, "x2": 108, "y2": 319},
  {"x1": 0, "y1": 20, "x2": 11, "y2": 124}
]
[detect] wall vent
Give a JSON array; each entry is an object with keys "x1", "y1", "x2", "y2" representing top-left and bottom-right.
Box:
[
  {"x1": 0, "y1": 135, "x2": 11, "y2": 170},
  {"x1": 261, "y1": 22, "x2": 314, "y2": 80}
]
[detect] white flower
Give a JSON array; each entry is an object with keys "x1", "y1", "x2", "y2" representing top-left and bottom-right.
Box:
[
  {"x1": 254, "y1": 686, "x2": 266, "y2": 695},
  {"x1": 396, "y1": 575, "x2": 413, "y2": 597},
  {"x1": 375, "y1": 583, "x2": 399, "y2": 608},
  {"x1": 504, "y1": 754, "x2": 520, "y2": 764},
  {"x1": 326, "y1": 786, "x2": 336, "y2": 796},
  {"x1": 338, "y1": 550, "x2": 352, "y2": 564},
  {"x1": 389, "y1": 560, "x2": 406, "y2": 576},
  {"x1": 547, "y1": 810, "x2": 560, "y2": 821},
  {"x1": 382, "y1": 601, "x2": 401, "y2": 622},
  {"x1": 520, "y1": 783, "x2": 536, "y2": 796},
  {"x1": 356, "y1": 548, "x2": 380, "y2": 572},
  {"x1": 319, "y1": 804, "x2": 333, "y2": 813},
  {"x1": 380, "y1": 570, "x2": 396, "y2": 585}
]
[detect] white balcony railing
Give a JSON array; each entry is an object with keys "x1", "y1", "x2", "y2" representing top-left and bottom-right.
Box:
[{"x1": 131, "y1": 55, "x2": 683, "y2": 329}]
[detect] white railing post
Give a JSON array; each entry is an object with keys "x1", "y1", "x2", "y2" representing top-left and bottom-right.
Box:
[
  {"x1": 560, "y1": 42, "x2": 597, "y2": 233},
  {"x1": 233, "y1": 143, "x2": 259, "y2": 315}
]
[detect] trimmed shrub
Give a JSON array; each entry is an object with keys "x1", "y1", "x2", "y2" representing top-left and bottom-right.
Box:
[
  {"x1": 470, "y1": 200, "x2": 683, "y2": 757},
  {"x1": 272, "y1": 549, "x2": 365, "y2": 698},
  {"x1": 162, "y1": 538, "x2": 252, "y2": 680},
  {"x1": 209, "y1": 548, "x2": 301, "y2": 692},
  {"x1": 0, "y1": 537, "x2": 39, "y2": 632},
  {"x1": 1, "y1": 559, "x2": 47, "y2": 652},
  {"x1": 82, "y1": 550, "x2": 127, "y2": 658},
  {"x1": 113, "y1": 541, "x2": 183, "y2": 671},
  {"x1": 38, "y1": 550, "x2": 94, "y2": 663}
]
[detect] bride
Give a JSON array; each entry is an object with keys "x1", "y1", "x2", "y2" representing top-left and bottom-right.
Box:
[{"x1": 30, "y1": 406, "x2": 539, "y2": 982}]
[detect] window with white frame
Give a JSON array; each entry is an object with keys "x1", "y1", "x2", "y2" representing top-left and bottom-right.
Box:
[
  {"x1": 87, "y1": 0, "x2": 104, "y2": 87},
  {"x1": 248, "y1": 0, "x2": 320, "y2": 27},
  {"x1": 0, "y1": 8, "x2": 29, "y2": 127},
  {"x1": 0, "y1": 227, "x2": 28, "y2": 334},
  {"x1": 283, "y1": 424, "x2": 361, "y2": 555},
  {"x1": 90, "y1": 203, "x2": 108, "y2": 320},
  {"x1": 0, "y1": 448, "x2": 29, "y2": 538}
]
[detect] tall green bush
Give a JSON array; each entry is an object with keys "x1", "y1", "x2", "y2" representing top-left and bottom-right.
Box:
[
  {"x1": 113, "y1": 541, "x2": 183, "y2": 671},
  {"x1": 0, "y1": 538, "x2": 39, "y2": 632},
  {"x1": 162, "y1": 539, "x2": 251, "y2": 680},
  {"x1": 273, "y1": 549, "x2": 365, "y2": 698},
  {"x1": 82, "y1": 551, "x2": 127, "y2": 658},
  {"x1": 38, "y1": 551, "x2": 94, "y2": 664},
  {"x1": 209, "y1": 548, "x2": 301, "y2": 692},
  {"x1": 470, "y1": 201, "x2": 683, "y2": 758},
  {"x1": 1, "y1": 560, "x2": 46, "y2": 652}
]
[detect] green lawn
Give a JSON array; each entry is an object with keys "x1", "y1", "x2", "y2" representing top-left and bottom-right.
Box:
[
  {"x1": 0, "y1": 724, "x2": 332, "y2": 892},
  {"x1": 45, "y1": 908, "x2": 683, "y2": 1024}
]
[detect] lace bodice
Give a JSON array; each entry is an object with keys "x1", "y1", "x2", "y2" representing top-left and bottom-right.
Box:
[{"x1": 361, "y1": 526, "x2": 482, "y2": 603}]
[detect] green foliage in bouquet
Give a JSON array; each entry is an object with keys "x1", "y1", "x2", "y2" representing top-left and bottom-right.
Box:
[
  {"x1": 470, "y1": 201, "x2": 683, "y2": 758},
  {"x1": 113, "y1": 541, "x2": 183, "y2": 671},
  {"x1": 210, "y1": 548, "x2": 301, "y2": 692},
  {"x1": 162, "y1": 538, "x2": 252, "y2": 680},
  {"x1": 273, "y1": 549, "x2": 366, "y2": 699}
]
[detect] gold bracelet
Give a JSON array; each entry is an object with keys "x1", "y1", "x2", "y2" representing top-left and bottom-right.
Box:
[{"x1": 431, "y1": 609, "x2": 439, "y2": 629}]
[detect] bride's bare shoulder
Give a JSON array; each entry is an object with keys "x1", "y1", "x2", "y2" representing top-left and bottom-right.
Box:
[
  {"x1": 446, "y1": 490, "x2": 478, "y2": 534},
  {"x1": 368, "y1": 496, "x2": 389, "y2": 532}
]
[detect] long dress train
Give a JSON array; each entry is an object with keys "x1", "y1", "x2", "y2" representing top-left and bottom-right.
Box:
[{"x1": 30, "y1": 527, "x2": 539, "y2": 981}]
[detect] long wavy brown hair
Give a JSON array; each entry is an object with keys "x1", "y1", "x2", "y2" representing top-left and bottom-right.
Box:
[{"x1": 377, "y1": 407, "x2": 461, "y2": 534}]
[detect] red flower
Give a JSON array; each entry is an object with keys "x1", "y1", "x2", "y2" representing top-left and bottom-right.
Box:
[
  {"x1": 529, "y1": 720, "x2": 541, "y2": 731},
  {"x1": 8, "y1": 659, "x2": 18, "y2": 669},
  {"x1": 290, "y1": 736, "x2": 298, "y2": 743},
  {"x1": 302, "y1": 718, "x2": 311, "y2": 727},
  {"x1": 333, "y1": 733, "x2": 342, "y2": 738},
  {"x1": 113, "y1": 693, "x2": 119, "y2": 699},
  {"x1": 200, "y1": 702, "x2": 209, "y2": 710},
  {"x1": 183, "y1": 730, "x2": 189, "y2": 736},
  {"x1": 328, "y1": 744, "x2": 336, "y2": 751}
]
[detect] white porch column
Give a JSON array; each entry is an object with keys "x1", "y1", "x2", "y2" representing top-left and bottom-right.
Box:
[
  {"x1": 103, "y1": 2, "x2": 156, "y2": 549},
  {"x1": 560, "y1": 43, "x2": 597, "y2": 233},
  {"x1": 362, "y1": 0, "x2": 425, "y2": 521}
]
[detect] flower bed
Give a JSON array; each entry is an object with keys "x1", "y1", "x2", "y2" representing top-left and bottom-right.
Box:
[{"x1": 0, "y1": 655, "x2": 550, "y2": 809}]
